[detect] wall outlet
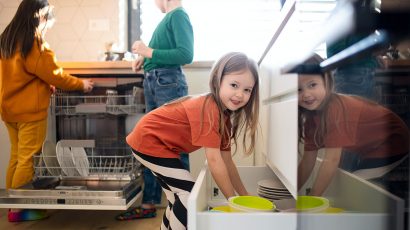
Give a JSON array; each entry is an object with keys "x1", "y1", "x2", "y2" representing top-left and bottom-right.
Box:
[{"x1": 88, "y1": 19, "x2": 110, "y2": 31}]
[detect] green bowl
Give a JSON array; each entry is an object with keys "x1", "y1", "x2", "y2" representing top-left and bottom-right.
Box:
[
  {"x1": 296, "y1": 196, "x2": 329, "y2": 212},
  {"x1": 211, "y1": 205, "x2": 231, "y2": 212},
  {"x1": 229, "y1": 196, "x2": 275, "y2": 211}
]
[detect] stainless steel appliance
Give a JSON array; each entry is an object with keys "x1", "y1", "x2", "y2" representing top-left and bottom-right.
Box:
[{"x1": 0, "y1": 64, "x2": 145, "y2": 210}]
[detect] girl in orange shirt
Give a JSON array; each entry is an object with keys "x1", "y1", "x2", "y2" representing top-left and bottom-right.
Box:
[
  {"x1": 0, "y1": 0, "x2": 93, "y2": 222},
  {"x1": 297, "y1": 55, "x2": 409, "y2": 198},
  {"x1": 126, "y1": 52, "x2": 259, "y2": 230}
]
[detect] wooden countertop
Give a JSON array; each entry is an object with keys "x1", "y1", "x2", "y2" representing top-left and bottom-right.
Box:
[
  {"x1": 58, "y1": 61, "x2": 141, "y2": 75},
  {"x1": 58, "y1": 61, "x2": 214, "y2": 75}
]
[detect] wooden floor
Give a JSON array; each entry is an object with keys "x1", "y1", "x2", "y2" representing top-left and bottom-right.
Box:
[{"x1": 0, "y1": 208, "x2": 164, "y2": 230}]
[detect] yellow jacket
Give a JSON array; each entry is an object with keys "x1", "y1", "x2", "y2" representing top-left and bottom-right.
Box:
[{"x1": 0, "y1": 40, "x2": 83, "y2": 122}]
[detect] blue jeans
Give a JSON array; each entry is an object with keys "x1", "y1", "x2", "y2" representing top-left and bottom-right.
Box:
[
  {"x1": 333, "y1": 67, "x2": 376, "y2": 100},
  {"x1": 142, "y1": 67, "x2": 189, "y2": 204}
]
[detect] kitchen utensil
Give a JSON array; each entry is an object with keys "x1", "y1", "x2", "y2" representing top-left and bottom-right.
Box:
[
  {"x1": 324, "y1": 207, "x2": 344, "y2": 213},
  {"x1": 273, "y1": 198, "x2": 296, "y2": 212},
  {"x1": 228, "y1": 196, "x2": 275, "y2": 212},
  {"x1": 210, "y1": 205, "x2": 231, "y2": 212},
  {"x1": 296, "y1": 196, "x2": 329, "y2": 213},
  {"x1": 257, "y1": 178, "x2": 286, "y2": 190},
  {"x1": 106, "y1": 89, "x2": 118, "y2": 105}
]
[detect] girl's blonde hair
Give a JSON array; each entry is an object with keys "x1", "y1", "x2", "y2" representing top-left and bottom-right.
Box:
[
  {"x1": 208, "y1": 52, "x2": 260, "y2": 156},
  {"x1": 165, "y1": 52, "x2": 259, "y2": 155}
]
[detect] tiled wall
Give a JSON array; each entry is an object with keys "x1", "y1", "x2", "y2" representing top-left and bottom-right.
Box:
[{"x1": 0, "y1": 0, "x2": 124, "y2": 61}]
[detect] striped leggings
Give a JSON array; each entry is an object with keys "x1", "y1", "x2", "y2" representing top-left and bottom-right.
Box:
[{"x1": 133, "y1": 150, "x2": 195, "y2": 230}]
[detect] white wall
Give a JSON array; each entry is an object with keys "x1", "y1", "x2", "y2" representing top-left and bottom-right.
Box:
[{"x1": 0, "y1": 0, "x2": 123, "y2": 61}]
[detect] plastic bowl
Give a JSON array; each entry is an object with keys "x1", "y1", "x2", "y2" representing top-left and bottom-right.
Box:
[
  {"x1": 296, "y1": 196, "x2": 329, "y2": 213},
  {"x1": 228, "y1": 196, "x2": 275, "y2": 212},
  {"x1": 210, "y1": 205, "x2": 231, "y2": 212}
]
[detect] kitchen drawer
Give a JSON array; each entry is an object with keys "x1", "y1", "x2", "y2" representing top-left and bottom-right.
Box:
[{"x1": 187, "y1": 165, "x2": 404, "y2": 230}]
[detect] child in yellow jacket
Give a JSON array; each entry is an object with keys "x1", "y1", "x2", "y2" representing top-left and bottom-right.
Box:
[{"x1": 0, "y1": 0, "x2": 94, "y2": 222}]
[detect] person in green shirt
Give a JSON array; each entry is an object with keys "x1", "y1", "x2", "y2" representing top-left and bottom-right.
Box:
[{"x1": 116, "y1": 0, "x2": 193, "y2": 222}]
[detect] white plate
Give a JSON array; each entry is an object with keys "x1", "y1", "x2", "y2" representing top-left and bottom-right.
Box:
[
  {"x1": 258, "y1": 186, "x2": 291, "y2": 194},
  {"x1": 41, "y1": 140, "x2": 61, "y2": 176},
  {"x1": 274, "y1": 199, "x2": 296, "y2": 211},
  {"x1": 71, "y1": 147, "x2": 90, "y2": 177},
  {"x1": 258, "y1": 192, "x2": 293, "y2": 200},
  {"x1": 257, "y1": 179, "x2": 286, "y2": 189},
  {"x1": 56, "y1": 141, "x2": 78, "y2": 176}
]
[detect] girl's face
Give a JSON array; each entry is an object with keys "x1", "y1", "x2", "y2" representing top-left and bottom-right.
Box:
[
  {"x1": 219, "y1": 69, "x2": 255, "y2": 111},
  {"x1": 298, "y1": 74, "x2": 326, "y2": 110}
]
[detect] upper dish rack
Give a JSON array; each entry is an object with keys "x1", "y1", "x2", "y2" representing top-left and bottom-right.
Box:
[{"x1": 51, "y1": 89, "x2": 145, "y2": 116}]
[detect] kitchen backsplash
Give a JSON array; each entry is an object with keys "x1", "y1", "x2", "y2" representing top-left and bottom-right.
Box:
[{"x1": 0, "y1": 0, "x2": 124, "y2": 61}]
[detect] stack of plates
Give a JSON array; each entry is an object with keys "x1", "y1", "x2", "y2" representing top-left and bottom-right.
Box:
[{"x1": 257, "y1": 179, "x2": 293, "y2": 201}]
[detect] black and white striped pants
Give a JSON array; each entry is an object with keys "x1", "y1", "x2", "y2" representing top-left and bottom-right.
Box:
[{"x1": 132, "y1": 149, "x2": 195, "y2": 230}]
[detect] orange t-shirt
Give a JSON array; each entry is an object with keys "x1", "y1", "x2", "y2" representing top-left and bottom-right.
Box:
[
  {"x1": 126, "y1": 95, "x2": 231, "y2": 158},
  {"x1": 304, "y1": 94, "x2": 409, "y2": 159}
]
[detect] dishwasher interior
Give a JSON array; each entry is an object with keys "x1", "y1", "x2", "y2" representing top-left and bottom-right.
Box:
[{"x1": 0, "y1": 77, "x2": 146, "y2": 210}]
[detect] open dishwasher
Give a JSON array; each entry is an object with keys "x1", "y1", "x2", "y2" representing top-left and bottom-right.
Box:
[{"x1": 0, "y1": 64, "x2": 146, "y2": 210}]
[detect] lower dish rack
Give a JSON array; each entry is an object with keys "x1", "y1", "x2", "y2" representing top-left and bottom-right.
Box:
[
  {"x1": 0, "y1": 139, "x2": 143, "y2": 210},
  {"x1": 34, "y1": 139, "x2": 141, "y2": 180}
]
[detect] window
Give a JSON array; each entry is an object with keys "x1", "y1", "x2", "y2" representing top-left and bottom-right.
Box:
[{"x1": 133, "y1": 0, "x2": 336, "y2": 62}]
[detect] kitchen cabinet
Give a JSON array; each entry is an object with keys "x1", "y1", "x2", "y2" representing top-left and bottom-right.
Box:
[
  {"x1": 187, "y1": 65, "x2": 404, "y2": 229},
  {"x1": 188, "y1": 0, "x2": 407, "y2": 229}
]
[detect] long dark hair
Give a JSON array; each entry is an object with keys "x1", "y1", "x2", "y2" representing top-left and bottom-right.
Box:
[
  {"x1": 208, "y1": 52, "x2": 260, "y2": 156},
  {"x1": 0, "y1": 0, "x2": 49, "y2": 59},
  {"x1": 298, "y1": 54, "x2": 343, "y2": 148}
]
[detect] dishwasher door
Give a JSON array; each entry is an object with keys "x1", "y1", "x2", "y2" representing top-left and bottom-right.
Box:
[{"x1": 0, "y1": 139, "x2": 143, "y2": 210}]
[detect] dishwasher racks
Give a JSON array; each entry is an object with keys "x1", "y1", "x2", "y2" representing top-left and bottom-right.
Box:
[
  {"x1": 34, "y1": 139, "x2": 141, "y2": 181},
  {"x1": 51, "y1": 94, "x2": 145, "y2": 115}
]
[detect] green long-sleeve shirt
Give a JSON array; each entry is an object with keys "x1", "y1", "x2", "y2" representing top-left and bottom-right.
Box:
[
  {"x1": 144, "y1": 7, "x2": 194, "y2": 72},
  {"x1": 326, "y1": 34, "x2": 379, "y2": 69}
]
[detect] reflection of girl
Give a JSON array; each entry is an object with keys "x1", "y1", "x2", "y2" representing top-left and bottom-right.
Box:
[
  {"x1": 127, "y1": 52, "x2": 259, "y2": 229},
  {"x1": 0, "y1": 0, "x2": 93, "y2": 222},
  {"x1": 297, "y1": 56, "x2": 409, "y2": 197}
]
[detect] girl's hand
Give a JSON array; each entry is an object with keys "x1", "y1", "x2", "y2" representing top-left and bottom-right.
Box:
[
  {"x1": 82, "y1": 79, "x2": 94, "y2": 93},
  {"x1": 309, "y1": 148, "x2": 342, "y2": 196},
  {"x1": 132, "y1": 56, "x2": 144, "y2": 72},
  {"x1": 205, "y1": 148, "x2": 236, "y2": 199}
]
